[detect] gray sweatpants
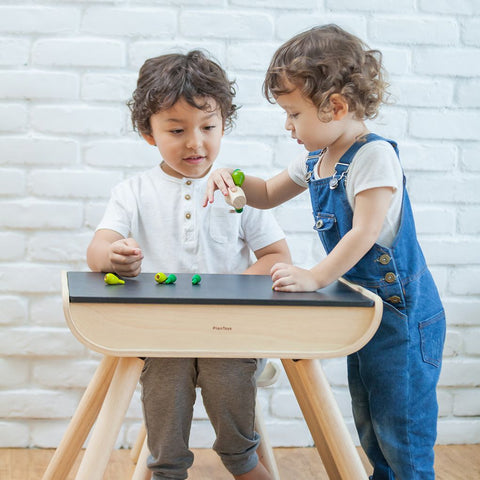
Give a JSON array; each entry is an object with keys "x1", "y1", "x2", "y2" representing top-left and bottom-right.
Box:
[{"x1": 140, "y1": 357, "x2": 266, "y2": 480}]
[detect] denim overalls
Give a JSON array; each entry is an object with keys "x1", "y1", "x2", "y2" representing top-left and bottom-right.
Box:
[{"x1": 306, "y1": 133, "x2": 446, "y2": 480}]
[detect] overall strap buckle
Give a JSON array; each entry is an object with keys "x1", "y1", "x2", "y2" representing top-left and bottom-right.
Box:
[
  {"x1": 305, "y1": 150, "x2": 322, "y2": 183},
  {"x1": 329, "y1": 162, "x2": 349, "y2": 189}
]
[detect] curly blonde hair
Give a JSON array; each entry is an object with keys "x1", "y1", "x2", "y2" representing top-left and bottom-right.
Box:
[{"x1": 263, "y1": 24, "x2": 388, "y2": 121}]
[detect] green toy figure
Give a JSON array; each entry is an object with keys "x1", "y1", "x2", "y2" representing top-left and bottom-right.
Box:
[{"x1": 164, "y1": 273, "x2": 177, "y2": 284}]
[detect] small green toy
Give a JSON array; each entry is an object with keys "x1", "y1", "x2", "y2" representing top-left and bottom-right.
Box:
[
  {"x1": 155, "y1": 272, "x2": 167, "y2": 284},
  {"x1": 104, "y1": 273, "x2": 125, "y2": 285},
  {"x1": 164, "y1": 273, "x2": 177, "y2": 284},
  {"x1": 192, "y1": 274, "x2": 202, "y2": 285},
  {"x1": 229, "y1": 169, "x2": 246, "y2": 213},
  {"x1": 232, "y1": 168, "x2": 245, "y2": 187}
]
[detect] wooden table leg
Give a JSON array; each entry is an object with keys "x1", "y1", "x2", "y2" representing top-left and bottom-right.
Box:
[
  {"x1": 41, "y1": 356, "x2": 119, "y2": 480},
  {"x1": 75, "y1": 357, "x2": 144, "y2": 480},
  {"x1": 281, "y1": 359, "x2": 368, "y2": 480}
]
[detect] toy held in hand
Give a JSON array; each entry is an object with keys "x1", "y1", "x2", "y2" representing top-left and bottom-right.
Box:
[
  {"x1": 226, "y1": 168, "x2": 246, "y2": 213},
  {"x1": 104, "y1": 273, "x2": 125, "y2": 285},
  {"x1": 231, "y1": 169, "x2": 245, "y2": 187}
]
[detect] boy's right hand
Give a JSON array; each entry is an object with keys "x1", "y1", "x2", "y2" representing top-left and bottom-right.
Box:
[
  {"x1": 203, "y1": 167, "x2": 236, "y2": 207},
  {"x1": 108, "y1": 238, "x2": 143, "y2": 277}
]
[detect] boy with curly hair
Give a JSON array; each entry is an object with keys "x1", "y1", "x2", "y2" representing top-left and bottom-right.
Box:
[{"x1": 87, "y1": 50, "x2": 290, "y2": 480}]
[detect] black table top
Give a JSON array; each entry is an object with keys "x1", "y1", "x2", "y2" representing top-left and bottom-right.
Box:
[{"x1": 66, "y1": 272, "x2": 373, "y2": 308}]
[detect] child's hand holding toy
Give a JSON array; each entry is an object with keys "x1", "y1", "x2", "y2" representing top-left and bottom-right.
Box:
[{"x1": 203, "y1": 168, "x2": 246, "y2": 213}]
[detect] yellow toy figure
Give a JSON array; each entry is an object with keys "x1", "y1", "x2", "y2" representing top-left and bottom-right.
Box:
[
  {"x1": 104, "y1": 273, "x2": 125, "y2": 285},
  {"x1": 154, "y1": 272, "x2": 167, "y2": 283}
]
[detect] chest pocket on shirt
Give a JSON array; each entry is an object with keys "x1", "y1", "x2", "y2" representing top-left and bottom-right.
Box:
[{"x1": 209, "y1": 207, "x2": 241, "y2": 244}]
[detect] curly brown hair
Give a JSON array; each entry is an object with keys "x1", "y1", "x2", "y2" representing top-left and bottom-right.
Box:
[
  {"x1": 128, "y1": 50, "x2": 238, "y2": 135},
  {"x1": 263, "y1": 24, "x2": 389, "y2": 121}
]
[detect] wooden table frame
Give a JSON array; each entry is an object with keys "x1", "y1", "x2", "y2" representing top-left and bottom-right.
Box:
[{"x1": 42, "y1": 272, "x2": 382, "y2": 480}]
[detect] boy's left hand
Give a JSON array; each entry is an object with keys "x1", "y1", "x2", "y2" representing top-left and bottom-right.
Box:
[{"x1": 270, "y1": 263, "x2": 320, "y2": 292}]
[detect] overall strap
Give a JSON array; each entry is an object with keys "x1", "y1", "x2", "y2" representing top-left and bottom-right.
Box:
[
  {"x1": 329, "y1": 133, "x2": 399, "y2": 189},
  {"x1": 341, "y1": 133, "x2": 399, "y2": 166},
  {"x1": 305, "y1": 149, "x2": 323, "y2": 182},
  {"x1": 304, "y1": 134, "x2": 399, "y2": 186}
]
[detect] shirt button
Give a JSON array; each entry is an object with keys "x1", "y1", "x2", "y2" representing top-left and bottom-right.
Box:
[
  {"x1": 387, "y1": 295, "x2": 401, "y2": 304},
  {"x1": 385, "y1": 272, "x2": 396, "y2": 283},
  {"x1": 378, "y1": 254, "x2": 391, "y2": 265},
  {"x1": 186, "y1": 180, "x2": 192, "y2": 185},
  {"x1": 185, "y1": 194, "x2": 191, "y2": 200},
  {"x1": 185, "y1": 213, "x2": 191, "y2": 219}
]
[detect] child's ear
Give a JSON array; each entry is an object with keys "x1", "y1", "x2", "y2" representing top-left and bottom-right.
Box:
[
  {"x1": 141, "y1": 133, "x2": 156, "y2": 146},
  {"x1": 329, "y1": 94, "x2": 349, "y2": 120}
]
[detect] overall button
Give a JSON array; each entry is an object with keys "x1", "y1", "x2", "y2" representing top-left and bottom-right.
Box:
[
  {"x1": 378, "y1": 254, "x2": 391, "y2": 265},
  {"x1": 185, "y1": 213, "x2": 191, "y2": 219},
  {"x1": 305, "y1": 171, "x2": 312, "y2": 182},
  {"x1": 387, "y1": 295, "x2": 401, "y2": 304},
  {"x1": 315, "y1": 219, "x2": 324, "y2": 228},
  {"x1": 385, "y1": 272, "x2": 396, "y2": 283}
]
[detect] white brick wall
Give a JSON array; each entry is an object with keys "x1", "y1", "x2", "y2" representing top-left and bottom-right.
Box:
[{"x1": 0, "y1": 1, "x2": 479, "y2": 449}]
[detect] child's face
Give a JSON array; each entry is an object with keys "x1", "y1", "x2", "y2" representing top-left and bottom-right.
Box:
[
  {"x1": 142, "y1": 97, "x2": 224, "y2": 179},
  {"x1": 275, "y1": 86, "x2": 344, "y2": 152}
]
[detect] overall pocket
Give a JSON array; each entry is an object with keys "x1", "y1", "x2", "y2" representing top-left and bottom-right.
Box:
[
  {"x1": 419, "y1": 310, "x2": 446, "y2": 367},
  {"x1": 312, "y1": 212, "x2": 341, "y2": 253}
]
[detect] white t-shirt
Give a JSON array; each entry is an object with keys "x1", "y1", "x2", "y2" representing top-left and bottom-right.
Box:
[
  {"x1": 288, "y1": 140, "x2": 403, "y2": 247},
  {"x1": 97, "y1": 165, "x2": 286, "y2": 273}
]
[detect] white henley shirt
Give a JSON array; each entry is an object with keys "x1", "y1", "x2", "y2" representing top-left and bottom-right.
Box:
[{"x1": 97, "y1": 165, "x2": 286, "y2": 274}]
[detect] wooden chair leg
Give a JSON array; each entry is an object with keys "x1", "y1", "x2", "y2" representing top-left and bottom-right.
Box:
[
  {"x1": 281, "y1": 359, "x2": 368, "y2": 480},
  {"x1": 256, "y1": 361, "x2": 281, "y2": 388},
  {"x1": 255, "y1": 401, "x2": 281, "y2": 480},
  {"x1": 75, "y1": 357, "x2": 144, "y2": 480},
  {"x1": 41, "y1": 356, "x2": 119, "y2": 480},
  {"x1": 131, "y1": 436, "x2": 152, "y2": 480},
  {"x1": 131, "y1": 422, "x2": 147, "y2": 464}
]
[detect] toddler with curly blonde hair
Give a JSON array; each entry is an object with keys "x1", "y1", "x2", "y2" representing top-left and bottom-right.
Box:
[{"x1": 206, "y1": 24, "x2": 445, "y2": 480}]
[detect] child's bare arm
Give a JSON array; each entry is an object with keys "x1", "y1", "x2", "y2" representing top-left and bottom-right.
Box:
[
  {"x1": 243, "y1": 239, "x2": 292, "y2": 275},
  {"x1": 203, "y1": 169, "x2": 305, "y2": 209},
  {"x1": 271, "y1": 186, "x2": 394, "y2": 291},
  {"x1": 87, "y1": 229, "x2": 143, "y2": 277}
]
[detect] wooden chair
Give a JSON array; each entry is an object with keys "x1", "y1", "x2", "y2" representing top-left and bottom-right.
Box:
[{"x1": 42, "y1": 272, "x2": 382, "y2": 480}]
